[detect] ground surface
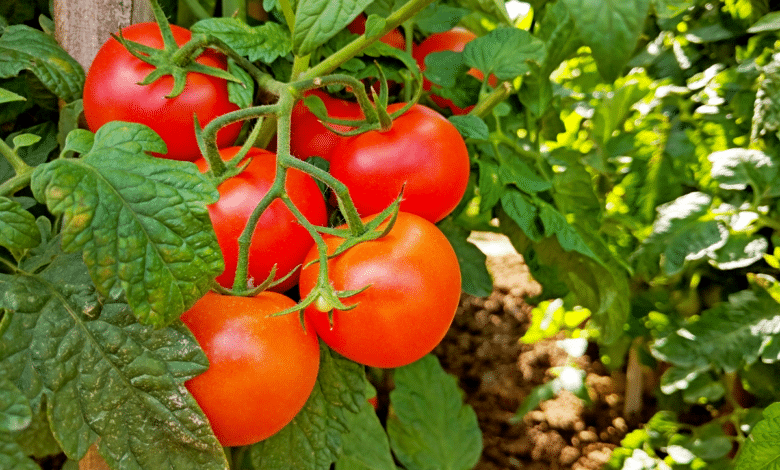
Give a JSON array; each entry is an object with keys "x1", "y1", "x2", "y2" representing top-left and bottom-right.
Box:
[{"x1": 432, "y1": 232, "x2": 655, "y2": 470}]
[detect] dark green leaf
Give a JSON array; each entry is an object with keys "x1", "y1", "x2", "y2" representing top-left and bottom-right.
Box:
[
  {"x1": 0, "y1": 432, "x2": 39, "y2": 470},
  {"x1": 415, "y1": 4, "x2": 470, "y2": 35},
  {"x1": 0, "y1": 377, "x2": 30, "y2": 433},
  {"x1": 653, "y1": 289, "x2": 780, "y2": 374},
  {"x1": 57, "y1": 100, "x2": 83, "y2": 151},
  {"x1": 424, "y1": 51, "x2": 468, "y2": 88},
  {"x1": 462, "y1": 27, "x2": 546, "y2": 80},
  {"x1": 591, "y1": 80, "x2": 651, "y2": 146},
  {"x1": 476, "y1": 159, "x2": 502, "y2": 213},
  {"x1": 537, "y1": 0, "x2": 583, "y2": 76},
  {"x1": 734, "y1": 402, "x2": 780, "y2": 469},
  {"x1": 539, "y1": 202, "x2": 600, "y2": 261},
  {"x1": 500, "y1": 209, "x2": 630, "y2": 344},
  {"x1": 0, "y1": 197, "x2": 41, "y2": 256},
  {"x1": 335, "y1": 399, "x2": 396, "y2": 470},
  {"x1": 191, "y1": 18, "x2": 292, "y2": 63},
  {"x1": 709, "y1": 234, "x2": 768, "y2": 270},
  {"x1": 681, "y1": 373, "x2": 726, "y2": 404},
  {"x1": 0, "y1": 253, "x2": 227, "y2": 468},
  {"x1": 1, "y1": 122, "x2": 57, "y2": 182},
  {"x1": 500, "y1": 190, "x2": 541, "y2": 242},
  {"x1": 708, "y1": 148, "x2": 779, "y2": 196},
  {"x1": 634, "y1": 192, "x2": 727, "y2": 277},
  {"x1": 227, "y1": 59, "x2": 254, "y2": 108},
  {"x1": 652, "y1": 0, "x2": 695, "y2": 19},
  {"x1": 438, "y1": 218, "x2": 493, "y2": 297},
  {"x1": 749, "y1": 11, "x2": 780, "y2": 32},
  {"x1": 387, "y1": 355, "x2": 482, "y2": 470},
  {"x1": 30, "y1": 121, "x2": 223, "y2": 326},
  {"x1": 0, "y1": 25, "x2": 84, "y2": 101},
  {"x1": 293, "y1": 0, "x2": 372, "y2": 56},
  {"x1": 448, "y1": 115, "x2": 489, "y2": 140},
  {"x1": 250, "y1": 345, "x2": 365, "y2": 470},
  {"x1": 498, "y1": 158, "x2": 552, "y2": 194},
  {"x1": 0, "y1": 87, "x2": 24, "y2": 104},
  {"x1": 560, "y1": 0, "x2": 651, "y2": 82}
]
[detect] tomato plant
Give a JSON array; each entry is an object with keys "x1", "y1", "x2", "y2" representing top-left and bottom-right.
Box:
[
  {"x1": 412, "y1": 27, "x2": 493, "y2": 115},
  {"x1": 181, "y1": 291, "x2": 320, "y2": 446},
  {"x1": 347, "y1": 14, "x2": 405, "y2": 49},
  {"x1": 298, "y1": 211, "x2": 461, "y2": 368},
  {"x1": 329, "y1": 103, "x2": 470, "y2": 223},
  {"x1": 83, "y1": 22, "x2": 242, "y2": 161},
  {"x1": 289, "y1": 89, "x2": 364, "y2": 162},
  {"x1": 195, "y1": 146, "x2": 327, "y2": 292}
]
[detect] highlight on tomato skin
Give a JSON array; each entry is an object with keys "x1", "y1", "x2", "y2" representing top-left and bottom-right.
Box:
[
  {"x1": 195, "y1": 147, "x2": 328, "y2": 292},
  {"x1": 82, "y1": 22, "x2": 242, "y2": 161},
  {"x1": 181, "y1": 291, "x2": 320, "y2": 447},
  {"x1": 298, "y1": 211, "x2": 462, "y2": 369},
  {"x1": 329, "y1": 103, "x2": 471, "y2": 224}
]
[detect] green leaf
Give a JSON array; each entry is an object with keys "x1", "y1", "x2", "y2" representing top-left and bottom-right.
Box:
[
  {"x1": 0, "y1": 432, "x2": 39, "y2": 470},
  {"x1": 0, "y1": 377, "x2": 31, "y2": 433},
  {"x1": 708, "y1": 148, "x2": 779, "y2": 196},
  {"x1": 0, "y1": 197, "x2": 41, "y2": 256},
  {"x1": 500, "y1": 209, "x2": 630, "y2": 343},
  {"x1": 293, "y1": 0, "x2": 372, "y2": 56},
  {"x1": 0, "y1": 253, "x2": 227, "y2": 468},
  {"x1": 387, "y1": 355, "x2": 482, "y2": 470},
  {"x1": 227, "y1": 59, "x2": 254, "y2": 108},
  {"x1": 513, "y1": 381, "x2": 557, "y2": 420},
  {"x1": 0, "y1": 24, "x2": 84, "y2": 102},
  {"x1": 560, "y1": 0, "x2": 651, "y2": 82},
  {"x1": 498, "y1": 158, "x2": 552, "y2": 194},
  {"x1": 539, "y1": 202, "x2": 600, "y2": 261},
  {"x1": 191, "y1": 18, "x2": 292, "y2": 63},
  {"x1": 734, "y1": 401, "x2": 780, "y2": 470},
  {"x1": 30, "y1": 122, "x2": 223, "y2": 326},
  {"x1": 424, "y1": 51, "x2": 468, "y2": 89},
  {"x1": 634, "y1": 192, "x2": 728, "y2": 277},
  {"x1": 476, "y1": 159, "x2": 502, "y2": 213},
  {"x1": 462, "y1": 27, "x2": 546, "y2": 81},
  {"x1": 590, "y1": 79, "x2": 651, "y2": 147},
  {"x1": 448, "y1": 115, "x2": 489, "y2": 140},
  {"x1": 537, "y1": 0, "x2": 583, "y2": 76},
  {"x1": 437, "y1": 218, "x2": 493, "y2": 297},
  {"x1": 335, "y1": 399, "x2": 396, "y2": 470},
  {"x1": 652, "y1": 0, "x2": 696, "y2": 19},
  {"x1": 0, "y1": 86, "x2": 24, "y2": 104},
  {"x1": 709, "y1": 234, "x2": 768, "y2": 270},
  {"x1": 500, "y1": 190, "x2": 541, "y2": 242},
  {"x1": 250, "y1": 345, "x2": 366, "y2": 470},
  {"x1": 748, "y1": 11, "x2": 780, "y2": 32},
  {"x1": 1, "y1": 122, "x2": 58, "y2": 183},
  {"x1": 415, "y1": 4, "x2": 470, "y2": 35},
  {"x1": 653, "y1": 289, "x2": 780, "y2": 374}
]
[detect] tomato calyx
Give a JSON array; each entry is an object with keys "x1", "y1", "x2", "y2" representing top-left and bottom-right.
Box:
[{"x1": 113, "y1": 0, "x2": 241, "y2": 99}]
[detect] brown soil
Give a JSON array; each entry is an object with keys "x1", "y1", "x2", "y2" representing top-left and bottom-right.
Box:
[{"x1": 432, "y1": 233, "x2": 656, "y2": 470}]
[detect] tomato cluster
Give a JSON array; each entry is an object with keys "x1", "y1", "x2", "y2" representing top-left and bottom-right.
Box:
[{"x1": 82, "y1": 18, "x2": 470, "y2": 449}]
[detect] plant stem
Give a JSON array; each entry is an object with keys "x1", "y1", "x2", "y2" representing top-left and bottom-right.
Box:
[
  {"x1": 0, "y1": 138, "x2": 34, "y2": 197},
  {"x1": 180, "y1": 0, "x2": 212, "y2": 20},
  {"x1": 278, "y1": 0, "x2": 296, "y2": 35},
  {"x1": 0, "y1": 138, "x2": 32, "y2": 176},
  {"x1": 301, "y1": 0, "x2": 436, "y2": 80},
  {"x1": 469, "y1": 81, "x2": 513, "y2": 119}
]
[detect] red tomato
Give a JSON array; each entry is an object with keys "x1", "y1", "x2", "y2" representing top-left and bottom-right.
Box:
[
  {"x1": 329, "y1": 103, "x2": 470, "y2": 223},
  {"x1": 298, "y1": 212, "x2": 461, "y2": 368},
  {"x1": 289, "y1": 90, "x2": 365, "y2": 162},
  {"x1": 412, "y1": 27, "x2": 495, "y2": 115},
  {"x1": 196, "y1": 147, "x2": 327, "y2": 292},
  {"x1": 182, "y1": 291, "x2": 320, "y2": 446},
  {"x1": 83, "y1": 22, "x2": 242, "y2": 161},
  {"x1": 347, "y1": 14, "x2": 405, "y2": 49}
]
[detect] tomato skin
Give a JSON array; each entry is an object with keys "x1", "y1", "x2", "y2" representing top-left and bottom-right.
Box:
[
  {"x1": 289, "y1": 90, "x2": 365, "y2": 162},
  {"x1": 412, "y1": 27, "x2": 493, "y2": 115},
  {"x1": 182, "y1": 291, "x2": 320, "y2": 446},
  {"x1": 329, "y1": 103, "x2": 470, "y2": 223},
  {"x1": 195, "y1": 147, "x2": 327, "y2": 292},
  {"x1": 298, "y1": 212, "x2": 461, "y2": 368},
  {"x1": 347, "y1": 14, "x2": 405, "y2": 49},
  {"x1": 83, "y1": 22, "x2": 242, "y2": 161}
]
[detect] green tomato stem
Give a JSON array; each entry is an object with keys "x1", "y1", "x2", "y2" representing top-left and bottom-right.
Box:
[
  {"x1": 0, "y1": 138, "x2": 34, "y2": 197},
  {"x1": 278, "y1": 0, "x2": 297, "y2": 36},
  {"x1": 300, "y1": 0, "x2": 437, "y2": 80},
  {"x1": 180, "y1": 0, "x2": 212, "y2": 20},
  {"x1": 469, "y1": 81, "x2": 513, "y2": 119}
]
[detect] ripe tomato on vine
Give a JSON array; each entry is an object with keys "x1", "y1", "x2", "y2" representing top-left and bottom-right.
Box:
[{"x1": 83, "y1": 22, "x2": 242, "y2": 161}]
